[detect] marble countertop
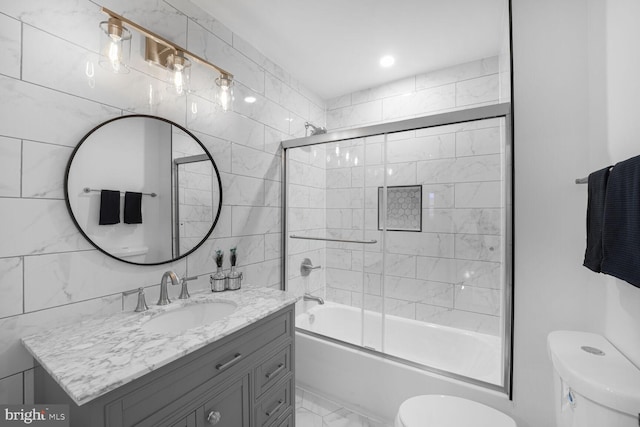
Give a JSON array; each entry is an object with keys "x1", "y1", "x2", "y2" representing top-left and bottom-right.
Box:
[{"x1": 22, "y1": 285, "x2": 298, "y2": 406}]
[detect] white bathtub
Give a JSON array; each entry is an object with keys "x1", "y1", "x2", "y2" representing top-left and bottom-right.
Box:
[{"x1": 295, "y1": 302, "x2": 506, "y2": 422}]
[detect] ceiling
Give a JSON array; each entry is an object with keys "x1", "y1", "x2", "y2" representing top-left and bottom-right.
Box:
[{"x1": 190, "y1": 0, "x2": 508, "y2": 101}]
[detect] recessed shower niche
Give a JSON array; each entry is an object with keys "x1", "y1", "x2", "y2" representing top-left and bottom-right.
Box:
[
  {"x1": 378, "y1": 185, "x2": 422, "y2": 232},
  {"x1": 65, "y1": 115, "x2": 223, "y2": 265}
]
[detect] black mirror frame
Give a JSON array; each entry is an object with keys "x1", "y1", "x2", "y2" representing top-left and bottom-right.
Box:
[{"x1": 64, "y1": 114, "x2": 223, "y2": 266}]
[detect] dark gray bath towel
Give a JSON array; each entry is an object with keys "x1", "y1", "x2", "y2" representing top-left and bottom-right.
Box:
[
  {"x1": 124, "y1": 192, "x2": 143, "y2": 224},
  {"x1": 99, "y1": 189, "x2": 120, "y2": 225},
  {"x1": 601, "y1": 155, "x2": 640, "y2": 288},
  {"x1": 583, "y1": 166, "x2": 612, "y2": 272}
]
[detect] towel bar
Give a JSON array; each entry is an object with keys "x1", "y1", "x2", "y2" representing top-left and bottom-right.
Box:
[{"x1": 83, "y1": 187, "x2": 157, "y2": 197}]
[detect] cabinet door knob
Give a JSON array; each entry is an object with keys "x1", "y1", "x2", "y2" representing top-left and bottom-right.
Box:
[{"x1": 207, "y1": 410, "x2": 221, "y2": 425}]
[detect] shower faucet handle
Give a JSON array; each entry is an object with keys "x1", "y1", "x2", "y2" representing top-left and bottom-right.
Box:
[{"x1": 300, "y1": 258, "x2": 321, "y2": 276}]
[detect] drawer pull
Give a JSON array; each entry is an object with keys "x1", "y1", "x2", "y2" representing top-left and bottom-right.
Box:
[
  {"x1": 265, "y1": 363, "x2": 285, "y2": 379},
  {"x1": 215, "y1": 353, "x2": 243, "y2": 371},
  {"x1": 265, "y1": 399, "x2": 285, "y2": 417},
  {"x1": 207, "y1": 410, "x2": 221, "y2": 425}
]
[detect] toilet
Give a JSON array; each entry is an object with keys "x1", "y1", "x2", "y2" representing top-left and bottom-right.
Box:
[
  {"x1": 548, "y1": 330, "x2": 640, "y2": 426},
  {"x1": 395, "y1": 395, "x2": 516, "y2": 427}
]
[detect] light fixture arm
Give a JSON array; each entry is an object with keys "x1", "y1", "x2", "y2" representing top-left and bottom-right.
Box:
[{"x1": 100, "y1": 7, "x2": 234, "y2": 79}]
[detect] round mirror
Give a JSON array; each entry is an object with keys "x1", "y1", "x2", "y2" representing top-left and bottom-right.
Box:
[{"x1": 65, "y1": 115, "x2": 222, "y2": 265}]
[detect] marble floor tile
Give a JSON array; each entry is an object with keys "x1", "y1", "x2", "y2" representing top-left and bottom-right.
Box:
[{"x1": 295, "y1": 387, "x2": 391, "y2": 427}]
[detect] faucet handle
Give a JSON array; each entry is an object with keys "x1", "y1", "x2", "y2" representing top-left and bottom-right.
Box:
[
  {"x1": 122, "y1": 287, "x2": 149, "y2": 312},
  {"x1": 178, "y1": 275, "x2": 198, "y2": 299},
  {"x1": 134, "y1": 288, "x2": 149, "y2": 312}
]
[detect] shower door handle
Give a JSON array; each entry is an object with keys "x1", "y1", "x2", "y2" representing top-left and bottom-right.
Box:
[{"x1": 289, "y1": 234, "x2": 377, "y2": 244}]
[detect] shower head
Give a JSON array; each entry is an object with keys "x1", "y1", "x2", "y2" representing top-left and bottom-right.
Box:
[{"x1": 304, "y1": 121, "x2": 327, "y2": 136}]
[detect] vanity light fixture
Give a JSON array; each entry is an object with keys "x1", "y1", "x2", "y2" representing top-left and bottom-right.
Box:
[
  {"x1": 99, "y1": 7, "x2": 234, "y2": 107},
  {"x1": 98, "y1": 17, "x2": 132, "y2": 73}
]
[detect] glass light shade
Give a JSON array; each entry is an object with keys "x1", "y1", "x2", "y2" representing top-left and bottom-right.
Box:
[
  {"x1": 99, "y1": 18, "x2": 131, "y2": 74},
  {"x1": 167, "y1": 52, "x2": 191, "y2": 96},
  {"x1": 215, "y1": 74, "x2": 234, "y2": 112}
]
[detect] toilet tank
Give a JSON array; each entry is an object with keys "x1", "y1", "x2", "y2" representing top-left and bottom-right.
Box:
[
  {"x1": 109, "y1": 246, "x2": 149, "y2": 263},
  {"x1": 547, "y1": 331, "x2": 640, "y2": 427}
]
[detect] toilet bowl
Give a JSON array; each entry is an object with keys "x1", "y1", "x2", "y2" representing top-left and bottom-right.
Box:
[{"x1": 394, "y1": 395, "x2": 516, "y2": 427}]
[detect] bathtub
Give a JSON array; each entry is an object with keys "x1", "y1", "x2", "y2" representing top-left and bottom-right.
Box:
[{"x1": 295, "y1": 302, "x2": 506, "y2": 422}]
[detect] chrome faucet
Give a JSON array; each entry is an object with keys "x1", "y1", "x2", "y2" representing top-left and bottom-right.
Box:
[
  {"x1": 303, "y1": 293, "x2": 325, "y2": 305},
  {"x1": 157, "y1": 271, "x2": 179, "y2": 305}
]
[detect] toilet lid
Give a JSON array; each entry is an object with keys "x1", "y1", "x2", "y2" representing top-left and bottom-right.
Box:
[{"x1": 398, "y1": 395, "x2": 516, "y2": 427}]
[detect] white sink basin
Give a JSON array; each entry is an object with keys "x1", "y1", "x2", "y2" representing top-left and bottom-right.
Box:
[{"x1": 142, "y1": 301, "x2": 237, "y2": 334}]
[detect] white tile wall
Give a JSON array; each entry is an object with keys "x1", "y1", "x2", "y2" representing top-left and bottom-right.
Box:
[
  {"x1": 0, "y1": 258, "x2": 23, "y2": 319},
  {"x1": 315, "y1": 59, "x2": 507, "y2": 336},
  {"x1": 0, "y1": 13, "x2": 21, "y2": 79},
  {"x1": 0, "y1": 137, "x2": 22, "y2": 197},
  {"x1": 0, "y1": 0, "x2": 325, "y2": 403},
  {"x1": 328, "y1": 57, "x2": 502, "y2": 132},
  {"x1": 22, "y1": 141, "x2": 74, "y2": 199},
  {"x1": 0, "y1": 374, "x2": 23, "y2": 405}
]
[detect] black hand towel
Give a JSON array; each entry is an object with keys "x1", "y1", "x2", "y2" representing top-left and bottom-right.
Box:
[
  {"x1": 583, "y1": 166, "x2": 612, "y2": 272},
  {"x1": 124, "y1": 192, "x2": 143, "y2": 224},
  {"x1": 99, "y1": 189, "x2": 120, "y2": 225},
  {"x1": 601, "y1": 154, "x2": 640, "y2": 288}
]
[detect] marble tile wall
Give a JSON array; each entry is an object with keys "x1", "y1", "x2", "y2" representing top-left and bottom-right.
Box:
[
  {"x1": 286, "y1": 145, "x2": 327, "y2": 313},
  {"x1": 327, "y1": 57, "x2": 501, "y2": 131},
  {"x1": 323, "y1": 58, "x2": 506, "y2": 336},
  {"x1": 0, "y1": 0, "x2": 324, "y2": 403}
]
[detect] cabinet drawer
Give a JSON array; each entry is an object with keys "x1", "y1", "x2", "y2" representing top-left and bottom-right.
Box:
[
  {"x1": 273, "y1": 409, "x2": 294, "y2": 427},
  {"x1": 254, "y1": 345, "x2": 292, "y2": 400},
  {"x1": 254, "y1": 375, "x2": 293, "y2": 427},
  {"x1": 170, "y1": 412, "x2": 195, "y2": 427}
]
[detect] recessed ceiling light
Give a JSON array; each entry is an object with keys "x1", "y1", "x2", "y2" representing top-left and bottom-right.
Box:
[
  {"x1": 244, "y1": 96, "x2": 257, "y2": 103},
  {"x1": 379, "y1": 55, "x2": 395, "y2": 68}
]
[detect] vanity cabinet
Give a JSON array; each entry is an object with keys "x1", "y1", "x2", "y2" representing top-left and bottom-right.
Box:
[{"x1": 34, "y1": 304, "x2": 295, "y2": 427}]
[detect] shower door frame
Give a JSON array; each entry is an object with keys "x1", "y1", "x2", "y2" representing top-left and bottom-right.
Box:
[
  {"x1": 281, "y1": 102, "x2": 513, "y2": 397},
  {"x1": 173, "y1": 153, "x2": 211, "y2": 257}
]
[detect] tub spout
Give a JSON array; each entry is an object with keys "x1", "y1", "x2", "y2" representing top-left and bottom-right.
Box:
[{"x1": 303, "y1": 293, "x2": 324, "y2": 305}]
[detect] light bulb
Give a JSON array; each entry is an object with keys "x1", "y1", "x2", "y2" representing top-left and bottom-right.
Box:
[
  {"x1": 215, "y1": 74, "x2": 234, "y2": 112},
  {"x1": 99, "y1": 18, "x2": 130, "y2": 73},
  {"x1": 219, "y1": 86, "x2": 230, "y2": 111},
  {"x1": 167, "y1": 52, "x2": 190, "y2": 96},
  {"x1": 174, "y1": 68, "x2": 184, "y2": 95},
  {"x1": 108, "y1": 40, "x2": 121, "y2": 72}
]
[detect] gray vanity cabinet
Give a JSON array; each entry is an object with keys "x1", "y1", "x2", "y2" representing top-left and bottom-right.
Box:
[{"x1": 34, "y1": 304, "x2": 295, "y2": 427}]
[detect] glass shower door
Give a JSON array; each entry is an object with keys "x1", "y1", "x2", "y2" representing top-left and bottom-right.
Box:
[
  {"x1": 380, "y1": 117, "x2": 508, "y2": 386},
  {"x1": 285, "y1": 104, "x2": 512, "y2": 393}
]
